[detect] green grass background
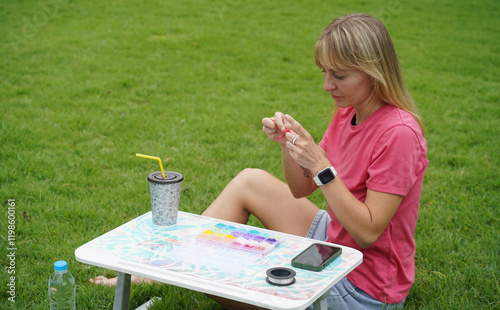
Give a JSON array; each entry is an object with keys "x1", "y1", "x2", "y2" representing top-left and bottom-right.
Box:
[{"x1": 1, "y1": 0, "x2": 498, "y2": 309}]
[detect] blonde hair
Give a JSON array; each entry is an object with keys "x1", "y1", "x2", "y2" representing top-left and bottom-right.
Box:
[{"x1": 315, "y1": 13, "x2": 424, "y2": 134}]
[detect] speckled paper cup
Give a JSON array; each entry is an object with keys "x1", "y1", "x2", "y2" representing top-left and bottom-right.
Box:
[{"x1": 147, "y1": 171, "x2": 183, "y2": 226}]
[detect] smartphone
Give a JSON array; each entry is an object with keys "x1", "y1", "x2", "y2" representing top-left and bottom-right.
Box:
[{"x1": 291, "y1": 243, "x2": 342, "y2": 271}]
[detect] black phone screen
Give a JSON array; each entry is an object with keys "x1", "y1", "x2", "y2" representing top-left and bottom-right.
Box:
[{"x1": 293, "y1": 243, "x2": 342, "y2": 267}]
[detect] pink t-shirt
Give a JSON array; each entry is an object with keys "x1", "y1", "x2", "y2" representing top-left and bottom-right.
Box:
[{"x1": 319, "y1": 104, "x2": 428, "y2": 304}]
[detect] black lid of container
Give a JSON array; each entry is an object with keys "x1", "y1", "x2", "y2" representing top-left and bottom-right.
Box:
[{"x1": 147, "y1": 171, "x2": 183, "y2": 184}]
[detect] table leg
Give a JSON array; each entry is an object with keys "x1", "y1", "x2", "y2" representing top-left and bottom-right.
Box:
[
  {"x1": 113, "y1": 272, "x2": 131, "y2": 310},
  {"x1": 312, "y1": 290, "x2": 329, "y2": 310}
]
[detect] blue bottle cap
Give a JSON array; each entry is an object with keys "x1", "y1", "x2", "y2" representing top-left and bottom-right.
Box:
[{"x1": 54, "y1": 260, "x2": 68, "y2": 271}]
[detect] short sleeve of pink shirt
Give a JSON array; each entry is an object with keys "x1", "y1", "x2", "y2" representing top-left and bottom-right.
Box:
[{"x1": 319, "y1": 105, "x2": 428, "y2": 304}]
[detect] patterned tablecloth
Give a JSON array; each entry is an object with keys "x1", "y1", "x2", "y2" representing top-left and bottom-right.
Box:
[{"x1": 79, "y1": 211, "x2": 362, "y2": 302}]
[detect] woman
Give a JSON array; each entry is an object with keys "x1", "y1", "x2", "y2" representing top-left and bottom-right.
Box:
[{"x1": 203, "y1": 13, "x2": 428, "y2": 309}]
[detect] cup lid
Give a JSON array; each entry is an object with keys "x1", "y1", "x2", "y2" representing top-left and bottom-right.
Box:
[{"x1": 147, "y1": 171, "x2": 183, "y2": 184}]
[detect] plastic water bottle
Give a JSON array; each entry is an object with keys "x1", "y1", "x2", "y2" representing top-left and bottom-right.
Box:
[{"x1": 48, "y1": 260, "x2": 76, "y2": 310}]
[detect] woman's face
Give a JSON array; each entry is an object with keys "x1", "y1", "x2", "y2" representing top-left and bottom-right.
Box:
[{"x1": 323, "y1": 68, "x2": 375, "y2": 109}]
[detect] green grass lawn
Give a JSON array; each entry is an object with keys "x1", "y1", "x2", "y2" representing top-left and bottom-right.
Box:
[{"x1": 1, "y1": 0, "x2": 498, "y2": 309}]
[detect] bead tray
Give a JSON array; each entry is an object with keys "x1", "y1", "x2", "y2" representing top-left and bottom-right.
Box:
[{"x1": 196, "y1": 223, "x2": 282, "y2": 256}]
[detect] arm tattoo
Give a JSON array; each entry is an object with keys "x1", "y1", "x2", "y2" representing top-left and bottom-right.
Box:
[{"x1": 300, "y1": 165, "x2": 311, "y2": 178}]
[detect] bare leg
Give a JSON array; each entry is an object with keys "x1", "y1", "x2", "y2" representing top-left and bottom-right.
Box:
[{"x1": 203, "y1": 168, "x2": 320, "y2": 237}]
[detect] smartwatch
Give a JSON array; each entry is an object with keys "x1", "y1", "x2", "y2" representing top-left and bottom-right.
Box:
[{"x1": 314, "y1": 166, "x2": 337, "y2": 186}]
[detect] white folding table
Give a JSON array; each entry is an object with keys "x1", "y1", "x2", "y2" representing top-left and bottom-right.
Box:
[{"x1": 75, "y1": 211, "x2": 362, "y2": 310}]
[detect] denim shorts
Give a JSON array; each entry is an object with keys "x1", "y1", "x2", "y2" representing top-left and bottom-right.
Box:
[{"x1": 306, "y1": 210, "x2": 405, "y2": 310}]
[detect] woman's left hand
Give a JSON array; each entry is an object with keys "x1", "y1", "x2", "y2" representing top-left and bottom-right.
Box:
[{"x1": 283, "y1": 115, "x2": 330, "y2": 174}]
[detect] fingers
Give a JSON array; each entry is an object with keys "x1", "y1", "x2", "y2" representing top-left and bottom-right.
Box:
[
  {"x1": 281, "y1": 114, "x2": 305, "y2": 146},
  {"x1": 262, "y1": 112, "x2": 311, "y2": 148},
  {"x1": 284, "y1": 114, "x2": 307, "y2": 137},
  {"x1": 285, "y1": 134, "x2": 300, "y2": 149},
  {"x1": 283, "y1": 115, "x2": 312, "y2": 159},
  {"x1": 262, "y1": 114, "x2": 323, "y2": 170},
  {"x1": 262, "y1": 119, "x2": 276, "y2": 134},
  {"x1": 262, "y1": 112, "x2": 290, "y2": 142},
  {"x1": 273, "y1": 112, "x2": 287, "y2": 131}
]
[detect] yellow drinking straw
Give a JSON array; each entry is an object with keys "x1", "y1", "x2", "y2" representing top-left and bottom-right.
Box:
[{"x1": 136, "y1": 153, "x2": 166, "y2": 178}]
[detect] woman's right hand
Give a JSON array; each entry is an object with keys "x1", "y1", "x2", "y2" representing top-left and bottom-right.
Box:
[{"x1": 262, "y1": 112, "x2": 292, "y2": 145}]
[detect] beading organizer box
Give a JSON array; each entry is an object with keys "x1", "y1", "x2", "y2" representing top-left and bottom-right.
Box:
[{"x1": 197, "y1": 223, "x2": 282, "y2": 256}]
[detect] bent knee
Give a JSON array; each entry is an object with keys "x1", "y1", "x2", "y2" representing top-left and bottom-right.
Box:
[
  {"x1": 233, "y1": 168, "x2": 276, "y2": 190},
  {"x1": 237, "y1": 168, "x2": 269, "y2": 180}
]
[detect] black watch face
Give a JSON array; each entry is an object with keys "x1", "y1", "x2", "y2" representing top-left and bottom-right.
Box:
[{"x1": 318, "y1": 169, "x2": 335, "y2": 184}]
